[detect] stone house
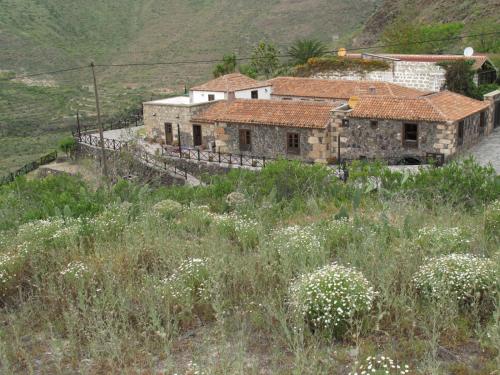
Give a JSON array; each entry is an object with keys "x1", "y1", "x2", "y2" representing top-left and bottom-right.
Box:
[
  {"x1": 190, "y1": 100, "x2": 333, "y2": 163},
  {"x1": 313, "y1": 53, "x2": 497, "y2": 92},
  {"x1": 143, "y1": 74, "x2": 498, "y2": 164},
  {"x1": 331, "y1": 91, "x2": 491, "y2": 162}
]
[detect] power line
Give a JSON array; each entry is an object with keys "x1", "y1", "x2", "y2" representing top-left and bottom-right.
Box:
[{"x1": 2, "y1": 30, "x2": 499, "y2": 80}]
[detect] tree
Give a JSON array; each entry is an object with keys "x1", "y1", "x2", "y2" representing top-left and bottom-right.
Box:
[
  {"x1": 440, "y1": 60, "x2": 478, "y2": 98},
  {"x1": 59, "y1": 137, "x2": 77, "y2": 159},
  {"x1": 213, "y1": 53, "x2": 237, "y2": 78},
  {"x1": 468, "y1": 22, "x2": 500, "y2": 53},
  {"x1": 288, "y1": 39, "x2": 328, "y2": 66},
  {"x1": 250, "y1": 41, "x2": 280, "y2": 79}
]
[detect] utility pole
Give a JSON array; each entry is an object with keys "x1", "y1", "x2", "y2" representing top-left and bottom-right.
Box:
[{"x1": 90, "y1": 62, "x2": 109, "y2": 182}]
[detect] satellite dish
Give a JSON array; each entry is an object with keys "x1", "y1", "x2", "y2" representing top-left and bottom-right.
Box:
[
  {"x1": 338, "y1": 47, "x2": 347, "y2": 57},
  {"x1": 464, "y1": 47, "x2": 474, "y2": 57}
]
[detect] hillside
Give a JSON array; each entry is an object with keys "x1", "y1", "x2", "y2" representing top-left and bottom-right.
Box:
[
  {"x1": 354, "y1": 0, "x2": 500, "y2": 49},
  {"x1": 0, "y1": 0, "x2": 380, "y2": 174},
  {"x1": 0, "y1": 159, "x2": 499, "y2": 373}
]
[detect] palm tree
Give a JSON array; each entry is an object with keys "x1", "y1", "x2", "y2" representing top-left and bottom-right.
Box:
[{"x1": 288, "y1": 39, "x2": 328, "y2": 66}]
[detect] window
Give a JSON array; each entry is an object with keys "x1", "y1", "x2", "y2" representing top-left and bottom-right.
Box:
[
  {"x1": 342, "y1": 118, "x2": 350, "y2": 127},
  {"x1": 370, "y1": 120, "x2": 378, "y2": 129},
  {"x1": 457, "y1": 121, "x2": 464, "y2": 146},
  {"x1": 251, "y1": 90, "x2": 258, "y2": 99},
  {"x1": 164, "y1": 122, "x2": 173, "y2": 145},
  {"x1": 239, "y1": 129, "x2": 251, "y2": 151},
  {"x1": 403, "y1": 123, "x2": 418, "y2": 147},
  {"x1": 208, "y1": 94, "x2": 215, "y2": 101},
  {"x1": 287, "y1": 133, "x2": 300, "y2": 154}
]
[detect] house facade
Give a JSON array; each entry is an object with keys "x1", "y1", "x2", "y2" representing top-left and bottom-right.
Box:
[
  {"x1": 312, "y1": 53, "x2": 498, "y2": 92},
  {"x1": 143, "y1": 74, "x2": 499, "y2": 165}
]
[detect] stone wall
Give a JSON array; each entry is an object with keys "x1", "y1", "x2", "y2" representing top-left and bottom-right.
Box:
[
  {"x1": 143, "y1": 101, "x2": 215, "y2": 147},
  {"x1": 313, "y1": 61, "x2": 450, "y2": 92},
  {"x1": 484, "y1": 89, "x2": 500, "y2": 133},
  {"x1": 213, "y1": 122, "x2": 330, "y2": 163},
  {"x1": 76, "y1": 143, "x2": 185, "y2": 186}
]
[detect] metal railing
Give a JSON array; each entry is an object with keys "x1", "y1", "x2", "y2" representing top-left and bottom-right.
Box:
[
  {"x1": 0, "y1": 151, "x2": 58, "y2": 186},
  {"x1": 77, "y1": 134, "x2": 188, "y2": 179},
  {"x1": 162, "y1": 146, "x2": 268, "y2": 168}
]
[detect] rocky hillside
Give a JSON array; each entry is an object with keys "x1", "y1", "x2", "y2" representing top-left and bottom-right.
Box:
[{"x1": 354, "y1": 0, "x2": 500, "y2": 49}]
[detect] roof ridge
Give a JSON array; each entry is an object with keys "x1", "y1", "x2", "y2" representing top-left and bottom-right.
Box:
[{"x1": 422, "y1": 95, "x2": 448, "y2": 121}]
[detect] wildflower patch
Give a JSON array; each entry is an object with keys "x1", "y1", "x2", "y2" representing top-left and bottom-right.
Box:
[
  {"x1": 289, "y1": 263, "x2": 376, "y2": 337},
  {"x1": 413, "y1": 253, "x2": 498, "y2": 306}
]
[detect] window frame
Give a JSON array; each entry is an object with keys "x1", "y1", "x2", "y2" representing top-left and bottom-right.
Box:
[
  {"x1": 250, "y1": 90, "x2": 259, "y2": 99},
  {"x1": 370, "y1": 120, "x2": 378, "y2": 129},
  {"x1": 208, "y1": 94, "x2": 215, "y2": 101},
  {"x1": 239, "y1": 129, "x2": 252, "y2": 152},
  {"x1": 286, "y1": 132, "x2": 300, "y2": 155},
  {"x1": 402, "y1": 123, "x2": 418, "y2": 148}
]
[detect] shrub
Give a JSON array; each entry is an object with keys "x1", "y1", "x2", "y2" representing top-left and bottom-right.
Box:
[
  {"x1": 209, "y1": 212, "x2": 260, "y2": 250},
  {"x1": 484, "y1": 200, "x2": 500, "y2": 240},
  {"x1": 413, "y1": 254, "x2": 498, "y2": 305},
  {"x1": 416, "y1": 226, "x2": 471, "y2": 253},
  {"x1": 289, "y1": 263, "x2": 376, "y2": 336},
  {"x1": 58, "y1": 137, "x2": 77, "y2": 158},
  {"x1": 159, "y1": 258, "x2": 210, "y2": 303},
  {"x1": 349, "y1": 355, "x2": 411, "y2": 375},
  {"x1": 269, "y1": 224, "x2": 324, "y2": 267},
  {"x1": 152, "y1": 199, "x2": 183, "y2": 219}
]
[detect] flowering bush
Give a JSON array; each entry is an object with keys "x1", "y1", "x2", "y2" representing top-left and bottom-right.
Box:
[
  {"x1": 322, "y1": 217, "x2": 353, "y2": 249},
  {"x1": 159, "y1": 258, "x2": 210, "y2": 303},
  {"x1": 484, "y1": 200, "x2": 500, "y2": 240},
  {"x1": 153, "y1": 199, "x2": 183, "y2": 219},
  {"x1": 270, "y1": 224, "x2": 324, "y2": 267},
  {"x1": 209, "y1": 212, "x2": 260, "y2": 250},
  {"x1": 413, "y1": 254, "x2": 498, "y2": 304},
  {"x1": 0, "y1": 252, "x2": 25, "y2": 296},
  {"x1": 416, "y1": 226, "x2": 470, "y2": 253},
  {"x1": 349, "y1": 355, "x2": 411, "y2": 375},
  {"x1": 84, "y1": 203, "x2": 131, "y2": 239},
  {"x1": 289, "y1": 263, "x2": 376, "y2": 336}
]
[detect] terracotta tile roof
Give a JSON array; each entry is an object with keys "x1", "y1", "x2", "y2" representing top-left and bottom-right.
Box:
[
  {"x1": 349, "y1": 91, "x2": 490, "y2": 122},
  {"x1": 346, "y1": 53, "x2": 490, "y2": 70},
  {"x1": 191, "y1": 73, "x2": 270, "y2": 92},
  {"x1": 191, "y1": 99, "x2": 333, "y2": 129},
  {"x1": 268, "y1": 77, "x2": 427, "y2": 100}
]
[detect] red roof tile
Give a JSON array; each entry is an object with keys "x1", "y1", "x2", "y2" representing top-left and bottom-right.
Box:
[
  {"x1": 191, "y1": 73, "x2": 270, "y2": 92},
  {"x1": 349, "y1": 91, "x2": 490, "y2": 122},
  {"x1": 192, "y1": 100, "x2": 333, "y2": 129},
  {"x1": 268, "y1": 77, "x2": 427, "y2": 100}
]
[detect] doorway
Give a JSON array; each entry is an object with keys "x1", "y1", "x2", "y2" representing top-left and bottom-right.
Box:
[
  {"x1": 164, "y1": 123, "x2": 173, "y2": 145},
  {"x1": 495, "y1": 102, "x2": 500, "y2": 128},
  {"x1": 193, "y1": 124, "x2": 202, "y2": 146}
]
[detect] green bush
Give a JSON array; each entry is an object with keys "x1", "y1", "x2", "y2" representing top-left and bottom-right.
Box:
[
  {"x1": 413, "y1": 254, "x2": 498, "y2": 305},
  {"x1": 58, "y1": 136, "x2": 77, "y2": 158},
  {"x1": 484, "y1": 200, "x2": 500, "y2": 240},
  {"x1": 289, "y1": 263, "x2": 375, "y2": 337},
  {"x1": 152, "y1": 199, "x2": 183, "y2": 219}
]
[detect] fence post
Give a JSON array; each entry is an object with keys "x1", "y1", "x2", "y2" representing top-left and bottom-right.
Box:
[
  {"x1": 218, "y1": 150, "x2": 221, "y2": 163},
  {"x1": 240, "y1": 154, "x2": 243, "y2": 166},
  {"x1": 113, "y1": 139, "x2": 116, "y2": 150},
  {"x1": 263, "y1": 156, "x2": 266, "y2": 167},
  {"x1": 197, "y1": 149, "x2": 200, "y2": 161},
  {"x1": 229, "y1": 154, "x2": 232, "y2": 164}
]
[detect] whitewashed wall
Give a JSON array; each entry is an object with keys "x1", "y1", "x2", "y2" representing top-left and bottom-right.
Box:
[
  {"x1": 190, "y1": 90, "x2": 226, "y2": 104},
  {"x1": 235, "y1": 86, "x2": 272, "y2": 99}
]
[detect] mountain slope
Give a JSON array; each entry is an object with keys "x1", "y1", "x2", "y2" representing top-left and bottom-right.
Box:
[{"x1": 354, "y1": 0, "x2": 500, "y2": 49}]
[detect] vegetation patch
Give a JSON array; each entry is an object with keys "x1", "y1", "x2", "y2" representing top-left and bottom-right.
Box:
[{"x1": 294, "y1": 57, "x2": 391, "y2": 77}]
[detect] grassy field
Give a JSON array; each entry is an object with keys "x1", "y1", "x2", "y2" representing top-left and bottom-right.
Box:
[{"x1": 0, "y1": 159, "x2": 498, "y2": 373}]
